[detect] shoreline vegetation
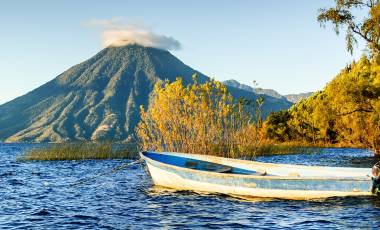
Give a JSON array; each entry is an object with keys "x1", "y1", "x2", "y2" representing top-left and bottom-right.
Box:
[
  {"x1": 17, "y1": 140, "x2": 370, "y2": 161},
  {"x1": 18, "y1": 142, "x2": 138, "y2": 161},
  {"x1": 15, "y1": 142, "x2": 307, "y2": 161},
  {"x1": 265, "y1": 56, "x2": 380, "y2": 155}
]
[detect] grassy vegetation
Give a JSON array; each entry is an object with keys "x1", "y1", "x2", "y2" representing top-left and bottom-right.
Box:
[
  {"x1": 17, "y1": 140, "x2": 327, "y2": 161},
  {"x1": 18, "y1": 142, "x2": 138, "y2": 161},
  {"x1": 253, "y1": 139, "x2": 370, "y2": 157},
  {"x1": 20, "y1": 140, "x2": 360, "y2": 163},
  {"x1": 255, "y1": 144, "x2": 320, "y2": 156},
  {"x1": 223, "y1": 141, "x2": 323, "y2": 159}
]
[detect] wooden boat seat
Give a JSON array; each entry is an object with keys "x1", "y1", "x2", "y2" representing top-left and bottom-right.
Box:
[{"x1": 185, "y1": 161, "x2": 233, "y2": 173}]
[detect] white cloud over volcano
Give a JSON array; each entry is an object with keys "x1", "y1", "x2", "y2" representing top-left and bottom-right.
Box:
[{"x1": 86, "y1": 17, "x2": 181, "y2": 51}]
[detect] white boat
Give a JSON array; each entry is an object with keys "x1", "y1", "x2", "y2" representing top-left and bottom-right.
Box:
[{"x1": 140, "y1": 151, "x2": 379, "y2": 200}]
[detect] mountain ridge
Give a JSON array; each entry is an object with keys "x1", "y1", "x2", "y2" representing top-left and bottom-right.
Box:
[
  {"x1": 0, "y1": 45, "x2": 292, "y2": 142},
  {"x1": 223, "y1": 79, "x2": 313, "y2": 103}
]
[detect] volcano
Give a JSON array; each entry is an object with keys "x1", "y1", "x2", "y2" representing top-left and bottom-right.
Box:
[{"x1": 0, "y1": 45, "x2": 292, "y2": 142}]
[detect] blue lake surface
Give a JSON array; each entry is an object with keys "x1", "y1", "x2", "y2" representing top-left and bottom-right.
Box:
[{"x1": 1, "y1": 143, "x2": 380, "y2": 229}]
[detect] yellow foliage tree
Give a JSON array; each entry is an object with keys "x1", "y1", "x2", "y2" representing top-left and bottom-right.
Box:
[
  {"x1": 136, "y1": 77, "x2": 262, "y2": 158},
  {"x1": 268, "y1": 56, "x2": 380, "y2": 154}
]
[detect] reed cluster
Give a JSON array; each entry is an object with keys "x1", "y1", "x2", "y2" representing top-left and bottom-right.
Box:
[
  {"x1": 255, "y1": 144, "x2": 320, "y2": 157},
  {"x1": 19, "y1": 142, "x2": 138, "y2": 161}
]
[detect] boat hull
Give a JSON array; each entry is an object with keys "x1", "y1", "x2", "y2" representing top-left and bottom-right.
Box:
[{"x1": 142, "y1": 152, "x2": 374, "y2": 200}]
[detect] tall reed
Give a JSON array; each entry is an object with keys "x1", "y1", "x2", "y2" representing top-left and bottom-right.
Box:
[{"x1": 18, "y1": 142, "x2": 138, "y2": 161}]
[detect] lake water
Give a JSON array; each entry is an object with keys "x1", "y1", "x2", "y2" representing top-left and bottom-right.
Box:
[{"x1": 1, "y1": 143, "x2": 380, "y2": 229}]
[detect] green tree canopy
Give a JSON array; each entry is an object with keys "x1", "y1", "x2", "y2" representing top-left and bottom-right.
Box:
[{"x1": 318, "y1": 0, "x2": 380, "y2": 57}]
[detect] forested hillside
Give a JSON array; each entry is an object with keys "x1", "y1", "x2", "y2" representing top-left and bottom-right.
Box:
[{"x1": 266, "y1": 56, "x2": 380, "y2": 153}]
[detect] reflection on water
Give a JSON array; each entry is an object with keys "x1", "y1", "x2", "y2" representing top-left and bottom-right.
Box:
[
  {"x1": 0, "y1": 143, "x2": 380, "y2": 229},
  {"x1": 149, "y1": 186, "x2": 280, "y2": 203}
]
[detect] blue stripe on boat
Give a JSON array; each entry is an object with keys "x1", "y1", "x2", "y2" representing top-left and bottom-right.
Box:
[{"x1": 144, "y1": 151, "x2": 257, "y2": 175}]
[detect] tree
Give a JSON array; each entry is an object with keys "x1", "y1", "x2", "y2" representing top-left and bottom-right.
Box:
[
  {"x1": 265, "y1": 110, "x2": 292, "y2": 142},
  {"x1": 318, "y1": 0, "x2": 380, "y2": 57},
  {"x1": 282, "y1": 56, "x2": 380, "y2": 154},
  {"x1": 136, "y1": 77, "x2": 263, "y2": 158}
]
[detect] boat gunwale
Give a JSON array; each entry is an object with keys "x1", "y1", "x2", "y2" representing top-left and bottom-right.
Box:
[
  {"x1": 140, "y1": 151, "x2": 373, "y2": 181},
  {"x1": 152, "y1": 151, "x2": 371, "y2": 171}
]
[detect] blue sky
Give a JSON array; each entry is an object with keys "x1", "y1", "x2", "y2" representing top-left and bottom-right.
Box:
[{"x1": 0, "y1": 0, "x2": 366, "y2": 105}]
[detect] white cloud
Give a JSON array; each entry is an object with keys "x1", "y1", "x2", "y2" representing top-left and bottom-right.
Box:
[{"x1": 85, "y1": 17, "x2": 181, "y2": 51}]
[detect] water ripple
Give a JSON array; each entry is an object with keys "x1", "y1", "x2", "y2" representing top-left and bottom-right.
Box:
[{"x1": 0, "y1": 144, "x2": 380, "y2": 229}]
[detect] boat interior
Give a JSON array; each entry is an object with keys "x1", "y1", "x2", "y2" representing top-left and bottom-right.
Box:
[{"x1": 143, "y1": 151, "x2": 261, "y2": 175}]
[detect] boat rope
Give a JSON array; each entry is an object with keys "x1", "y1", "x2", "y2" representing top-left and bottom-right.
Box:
[{"x1": 70, "y1": 158, "x2": 143, "y2": 187}]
